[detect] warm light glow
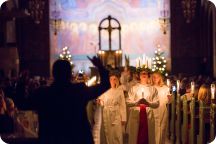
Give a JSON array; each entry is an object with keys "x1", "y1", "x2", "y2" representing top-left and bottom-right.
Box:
[
  {"x1": 167, "y1": 79, "x2": 170, "y2": 87},
  {"x1": 211, "y1": 84, "x2": 215, "y2": 99},
  {"x1": 86, "y1": 76, "x2": 97, "y2": 87},
  {"x1": 209, "y1": 0, "x2": 216, "y2": 6},
  {"x1": 177, "y1": 80, "x2": 180, "y2": 94},
  {"x1": 0, "y1": 0, "x2": 7, "y2": 7},
  {"x1": 191, "y1": 82, "x2": 195, "y2": 94}
]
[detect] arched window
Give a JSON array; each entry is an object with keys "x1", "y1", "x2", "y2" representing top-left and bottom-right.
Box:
[{"x1": 98, "y1": 15, "x2": 122, "y2": 68}]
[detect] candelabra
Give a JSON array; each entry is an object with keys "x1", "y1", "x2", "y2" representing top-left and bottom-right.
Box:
[
  {"x1": 28, "y1": 0, "x2": 45, "y2": 24},
  {"x1": 50, "y1": 2, "x2": 61, "y2": 35},
  {"x1": 159, "y1": 2, "x2": 170, "y2": 35},
  {"x1": 181, "y1": 0, "x2": 197, "y2": 23}
]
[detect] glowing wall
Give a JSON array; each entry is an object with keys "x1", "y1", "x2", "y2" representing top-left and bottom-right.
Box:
[{"x1": 49, "y1": 0, "x2": 170, "y2": 74}]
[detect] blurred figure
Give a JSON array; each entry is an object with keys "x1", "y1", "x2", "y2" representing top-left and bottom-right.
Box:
[
  {"x1": 0, "y1": 95, "x2": 6, "y2": 114},
  {"x1": 0, "y1": 95, "x2": 14, "y2": 134},
  {"x1": 5, "y1": 97, "x2": 17, "y2": 117},
  {"x1": 27, "y1": 56, "x2": 109, "y2": 144},
  {"x1": 151, "y1": 72, "x2": 171, "y2": 144},
  {"x1": 120, "y1": 67, "x2": 138, "y2": 94}
]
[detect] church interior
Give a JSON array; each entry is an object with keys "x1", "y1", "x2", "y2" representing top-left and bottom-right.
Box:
[{"x1": 0, "y1": 0, "x2": 216, "y2": 144}]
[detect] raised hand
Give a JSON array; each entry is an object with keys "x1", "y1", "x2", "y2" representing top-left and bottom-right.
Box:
[{"x1": 87, "y1": 56, "x2": 103, "y2": 69}]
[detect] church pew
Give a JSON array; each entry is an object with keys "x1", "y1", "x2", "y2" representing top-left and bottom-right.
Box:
[
  {"x1": 210, "y1": 99, "x2": 216, "y2": 142},
  {"x1": 167, "y1": 102, "x2": 171, "y2": 139},
  {"x1": 168, "y1": 91, "x2": 215, "y2": 144},
  {"x1": 170, "y1": 91, "x2": 176, "y2": 144},
  {"x1": 189, "y1": 97, "x2": 199, "y2": 144},
  {"x1": 181, "y1": 96, "x2": 190, "y2": 144},
  {"x1": 197, "y1": 101, "x2": 211, "y2": 144},
  {"x1": 175, "y1": 92, "x2": 182, "y2": 144}
]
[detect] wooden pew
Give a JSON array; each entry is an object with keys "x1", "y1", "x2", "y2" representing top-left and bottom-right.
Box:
[
  {"x1": 175, "y1": 92, "x2": 182, "y2": 144},
  {"x1": 181, "y1": 96, "x2": 190, "y2": 144},
  {"x1": 168, "y1": 93, "x2": 215, "y2": 144},
  {"x1": 210, "y1": 99, "x2": 216, "y2": 142},
  {"x1": 170, "y1": 91, "x2": 176, "y2": 144},
  {"x1": 197, "y1": 101, "x2": 211, "y2": 144},
  {"x1": 189, "y1": 97, "x2": 199, "y2": 144}
]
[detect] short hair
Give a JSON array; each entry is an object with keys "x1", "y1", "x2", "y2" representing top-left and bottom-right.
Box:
[
  {"x1": 52, "y1": 59, "x2": 72, "y2": 82},
  {"x1": 109, "y1": 70, "x2": 120, "y2": 78}
]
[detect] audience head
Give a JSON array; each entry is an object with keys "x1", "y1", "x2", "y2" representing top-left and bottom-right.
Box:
[
  {"x1": 198, "y1": 84, "x2": 211, "y2": 104},
  {"x1": 52, "y1": 59, "x2": 72, "y2": 83}
]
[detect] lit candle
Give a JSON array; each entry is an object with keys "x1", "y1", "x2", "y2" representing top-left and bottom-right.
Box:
[
  {"x1": 139, "y1": 57, "x2": 141, "y2": 67},
  {"x1": 143, "y1": 54, "x2": 146, "y2": 66},
  {"x1": 149, "y1": 58, "x2": 152, "y2": 69},
  {"x1": 211, "y1": 84, "x2": 215, "y2": 99},
  {"x1": 142, "y1": 88, "x2": 144, "y2": 98},
  {"x1": 136, "y1": 58, "x2": 139, "y2": 68},
  {"x1": 191, "y1": 82, "x2": 195, "y2": 94},
  {"x1": 176, "y1": 80, "x2": 180, "y2": 94}
]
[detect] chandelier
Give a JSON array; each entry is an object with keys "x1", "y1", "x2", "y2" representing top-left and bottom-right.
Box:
[
  {"x1": 159, "y1": 9, "x2": 169, "y2": 35},
  {"x1": 50, "y1": 2, "x2": 61, "y2": 35},
  {"x1": 28, "y1": 0, "x2": 45, "y2": 24},
  {"x1": 158, "y1": 0, "x2": 170, "y2": 35},
  {"x1": 181, "y1": 0, "x2": 197, "y2": 23}
]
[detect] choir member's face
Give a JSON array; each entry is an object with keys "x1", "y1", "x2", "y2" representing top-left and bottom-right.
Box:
[
  {"x1": 109, "y1": 75, "x2": 118, "y2": 88},
  {"x1": 140, "y1": 71, "x2": 148, "y2": 82},
  {"x1": 152, "y1": 73, "x2": 161, "y2": 85}
]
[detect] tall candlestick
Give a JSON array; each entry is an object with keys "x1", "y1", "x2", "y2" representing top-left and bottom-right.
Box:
[
  {"x1": 149, "y1": 58, "x2": 152, "y2": 69},
  {"x1": 211, "y1": 84, "x2": 215, "y2": 99},
  {"x1": 191, "y1": 81, "x2": 195, "y2": 94}
]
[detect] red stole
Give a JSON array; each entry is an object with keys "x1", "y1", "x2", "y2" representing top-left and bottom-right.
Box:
[{"x1": 137, "y1": 104, "x2": 148, "y2": 144}]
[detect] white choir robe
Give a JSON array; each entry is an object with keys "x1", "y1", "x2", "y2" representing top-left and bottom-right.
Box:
[
  {"x1": 153, "y1": 85, "x2": 170, "y2": 144},
  {"x1": 92, "y1": 105, "x2": 102, "y2": 144},
  {"x1": 120, "y1": 73, "x2": 138, "y2": 93},
  {"x1": 99, "y1": 87, "x2": 127, "y2": 144},
  {"x1": 126, "y1": 83, "x2": 159, "y2": 144}
]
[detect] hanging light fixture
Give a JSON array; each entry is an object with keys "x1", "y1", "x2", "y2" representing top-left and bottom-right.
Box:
[
  {"x1": 50, "y1": 1, "x2": 61, "y2": 35},
  {"x1": 28, "y1": 0, "x2": 45, "y2": 24},
  {"x1": 159, "y1": 0, "x2": 170, "y2": 35},
  {"x1": 181, "y1": 0, "x2": 197, "y2": 23}
]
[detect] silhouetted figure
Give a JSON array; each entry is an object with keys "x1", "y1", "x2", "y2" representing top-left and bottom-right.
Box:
[{"x1": 28, "y1": 57, "x2": 109, "y2": 144}]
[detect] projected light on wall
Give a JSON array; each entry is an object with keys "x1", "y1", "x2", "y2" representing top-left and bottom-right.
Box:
[{"x1": 49, "y1": 0, "x2": 170, "y2": 74}]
